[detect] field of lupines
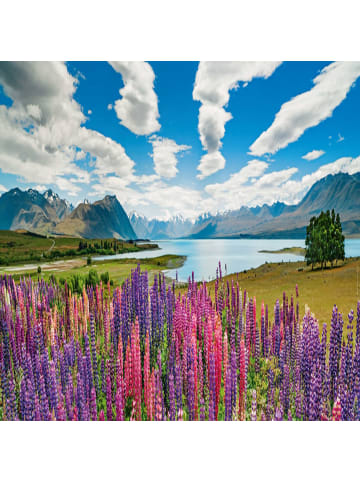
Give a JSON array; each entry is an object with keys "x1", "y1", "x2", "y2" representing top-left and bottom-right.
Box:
[{"x1": 1, "y1": 263, "x2": 359, "y2": 421}]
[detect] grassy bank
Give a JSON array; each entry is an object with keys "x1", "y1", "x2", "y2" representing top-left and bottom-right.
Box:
[
  {"x1": 0, "y1": 254, "x2": 186, "y2": 288},
  {"x1": 258, "y1": 246, "x2": 305, "y2": 256},
  {"x1": 205, "y1": 257, "x2": 360, "y2": 325}
]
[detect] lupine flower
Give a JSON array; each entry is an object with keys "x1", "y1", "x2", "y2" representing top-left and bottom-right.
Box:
[{"x1": 0, "y1": 269, "x2": 359, "y2": 421}]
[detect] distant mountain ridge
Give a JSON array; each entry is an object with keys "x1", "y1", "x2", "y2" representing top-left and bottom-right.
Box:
[
  {"x1": 129, "y1": 212, "x2": 193, "y2": 239},
  {"x1": 0, "y1": 172, "x2": 359, "y2": 240},
  {"x1": 130, "y1": 173, "x2": 360, "y2": 239}
]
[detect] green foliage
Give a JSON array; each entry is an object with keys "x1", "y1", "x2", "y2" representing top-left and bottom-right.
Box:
[
  {"x1": 305, "y1": 209, "x2": 345, "y2": 269},
  {"x1": 100, "y1": 271, "x2": 110, "y2": 284},
  {"x1": 37, "y1": 265, "x2": 41, "y2": 274},
  {"x1": 87, "y1": 256, "x2": 92, "y2": 266},
  {"x1": 85, "y1": 268, "x2": 100, "y2": 287},
  {"x1": 67, "y1": 273, "x2": 84, "y2": 294}
]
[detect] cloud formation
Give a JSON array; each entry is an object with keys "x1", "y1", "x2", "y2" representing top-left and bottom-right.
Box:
[
  {"x1": 249, "y1": 62, "x2": 360, "y2": 156},
  {"x1": 193, "y1": 61, "x2": 281, "y2": 179},
  {"x1": 149, "y1": 136, "x2": 191, "y2": 178},
  {"x1": 109, "y1": 61, "x2": 160, "y2": 136},
  {"x1": 204, "y1": 155, "x2": 360, "y2": 213},
  {"x1": 0, "y1": 61, "x2": 135, "y2": 195},
  {"x1": 302, "y1": 149, "x2": 325, "y2": 161}
]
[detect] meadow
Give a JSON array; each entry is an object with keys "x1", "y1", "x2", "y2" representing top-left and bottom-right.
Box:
[
  {"x1": 0, "y1": 230, "x2": 157, "y2": 266},
  {"x1": 0, "y1": 259, "x2": 359, "y2": 421}
]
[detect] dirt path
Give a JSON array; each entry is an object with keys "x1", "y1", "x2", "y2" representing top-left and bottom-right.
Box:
[{"x1": 2, "y1": 257, "x2": 85, "y2": 273}]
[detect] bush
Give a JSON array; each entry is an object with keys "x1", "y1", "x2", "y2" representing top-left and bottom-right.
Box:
[
  {"x1": 87, "y1": 256, "x2": 92, "y2": 266},
  {"x1": 68, "y1": 273, "x2": 84, "y2": 294},
  {"x1": 100, "y1": 271, "x2": 110, "y2": 284},
  {"x1": 37, "y1": 266, "x2": 41, "y2": 274},
  {"x1": 85, "y1": 269, "x2": 99, "y2": 287}
]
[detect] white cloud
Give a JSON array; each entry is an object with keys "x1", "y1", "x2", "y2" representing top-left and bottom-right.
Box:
[
  {"x1": 0, "y1": 61, "x2": 135, "y2": 195},
  {"x1": 149, "y1": 136, "x2": 191, "y2": 178},
  {"x1": 90, "y1": 154, "x2": 360, "y2": 220},
  {"x1": 77, "y1": 127, "x2": 134, "y2": 179},
  {"x1": 107, "y1": 103, "x2": 113, "y2": 110},
  {"x1": 282, "y1": 155, "x2": 360, "y2": 203},
  {"x1": 193, "y1": 61, "x2": 281, "y2": 178},
  {"x1": 90, "y1": 176, "x2": 203, "y2": 220},
  {"x1": 302, "y1": 149, "x2": 325, "y2": 161},
  {"x1": 34, "y1": 184, "x2": 47, "y2": 192},
  {"x1": 0, "y1": 184, "x2": 7, "y2": 193},
  {"x1": 337, "y1": 133, "x2": 344, "y2": 142},
  {"x1": 197, "y1": 151, "x2": 227, "y2": 180},
  {"x1": 88, "y1": 109, "x2": 92, "y2": 115},
  {"x1": 204, "y1": 160, "x2": 297, "y2": 209},
  {"x1": 109, "y1": 61, "x2": 160, "y2": 136},
  {"x1": 203, "y1": 155, "x2": 360, "y2": 213},
  {"x1": 249, "y1": 62, "x2": 360, "y2": 156}
]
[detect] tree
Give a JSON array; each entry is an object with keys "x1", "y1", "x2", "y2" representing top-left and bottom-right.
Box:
[{"x1": 305, "y1": 210, "x2": 345, "y2": 270}]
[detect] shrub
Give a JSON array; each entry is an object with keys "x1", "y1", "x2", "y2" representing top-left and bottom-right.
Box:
[{"x1": 100, "y1": 271, "x2": 110, "y2": 284}]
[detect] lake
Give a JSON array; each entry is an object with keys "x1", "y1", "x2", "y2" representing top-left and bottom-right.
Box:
[{"x1": 94, "y1": 238, "x2": 360, "y2": 281}]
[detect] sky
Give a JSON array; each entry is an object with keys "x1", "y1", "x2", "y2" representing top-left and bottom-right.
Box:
[{"x1": 0, "y1": 61, "x2": 359, "y2": 220}]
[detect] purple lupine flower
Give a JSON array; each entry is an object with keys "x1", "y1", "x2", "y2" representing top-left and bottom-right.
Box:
[
  {"x1": 280, "y1": 364, "x2": 290, "y2": 415},
  {"x1": 39, "y1": 374, "x2": 50, "y2": 421},
  {"x1": 225, "y1": 365, "x2": 232, "y2": 421},
  {"x1": 251, "y1": 390, "x2": 257, "y2": 421},
  {"x1": 90, "y1": 387, "x2": 97, "y2": 421},
  {"x1": 274, "y1": 405, "x2": 283, "y2": 421}
]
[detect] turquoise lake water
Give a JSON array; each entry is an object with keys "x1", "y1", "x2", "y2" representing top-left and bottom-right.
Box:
[{"x1": 94, "y1": 238, "x2": 360, "y2": 282}]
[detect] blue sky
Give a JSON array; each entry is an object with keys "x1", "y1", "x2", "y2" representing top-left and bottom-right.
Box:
[{"x1": 0, "y1": 61, "x2": 359, "y2": 219}]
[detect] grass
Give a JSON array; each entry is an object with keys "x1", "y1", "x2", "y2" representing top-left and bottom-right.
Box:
[
  {"x1": 205, "y1": 257, "x2": 360, "y2": 325},
  {"x1": 0, "y1": 254, "x2": 186, "y2": 287}
]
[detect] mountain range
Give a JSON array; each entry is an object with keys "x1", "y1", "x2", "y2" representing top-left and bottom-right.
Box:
[
  {"x1": 130, "y1": 172, "x2": 360, "y2": 239},
  {"x1": 0, "y1": 188, "x2": 136, "y2": 240},
  {"x1": 0, "y1": 172, "x2": 359, "y2": 239}
]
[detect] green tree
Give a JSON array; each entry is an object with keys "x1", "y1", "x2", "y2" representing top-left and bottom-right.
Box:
[{"x1": 305, "y1": 210, "x2": 345, "y2": 270}]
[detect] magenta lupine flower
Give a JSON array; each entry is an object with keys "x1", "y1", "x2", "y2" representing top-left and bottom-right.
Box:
[
  {"x1": 99, "y1": 409, "x2": 105, "y2": 421},
  {"x1": 115, "y1": 388, "x2": 124, "y2": 421},
  {"x1": 106, "y1": 374, "x2": 113, "y2": 421}
]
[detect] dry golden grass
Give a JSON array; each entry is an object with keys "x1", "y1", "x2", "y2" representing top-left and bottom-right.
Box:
[{"x1": 204, "y1": 257, "x2": 360, "y2": 325}]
